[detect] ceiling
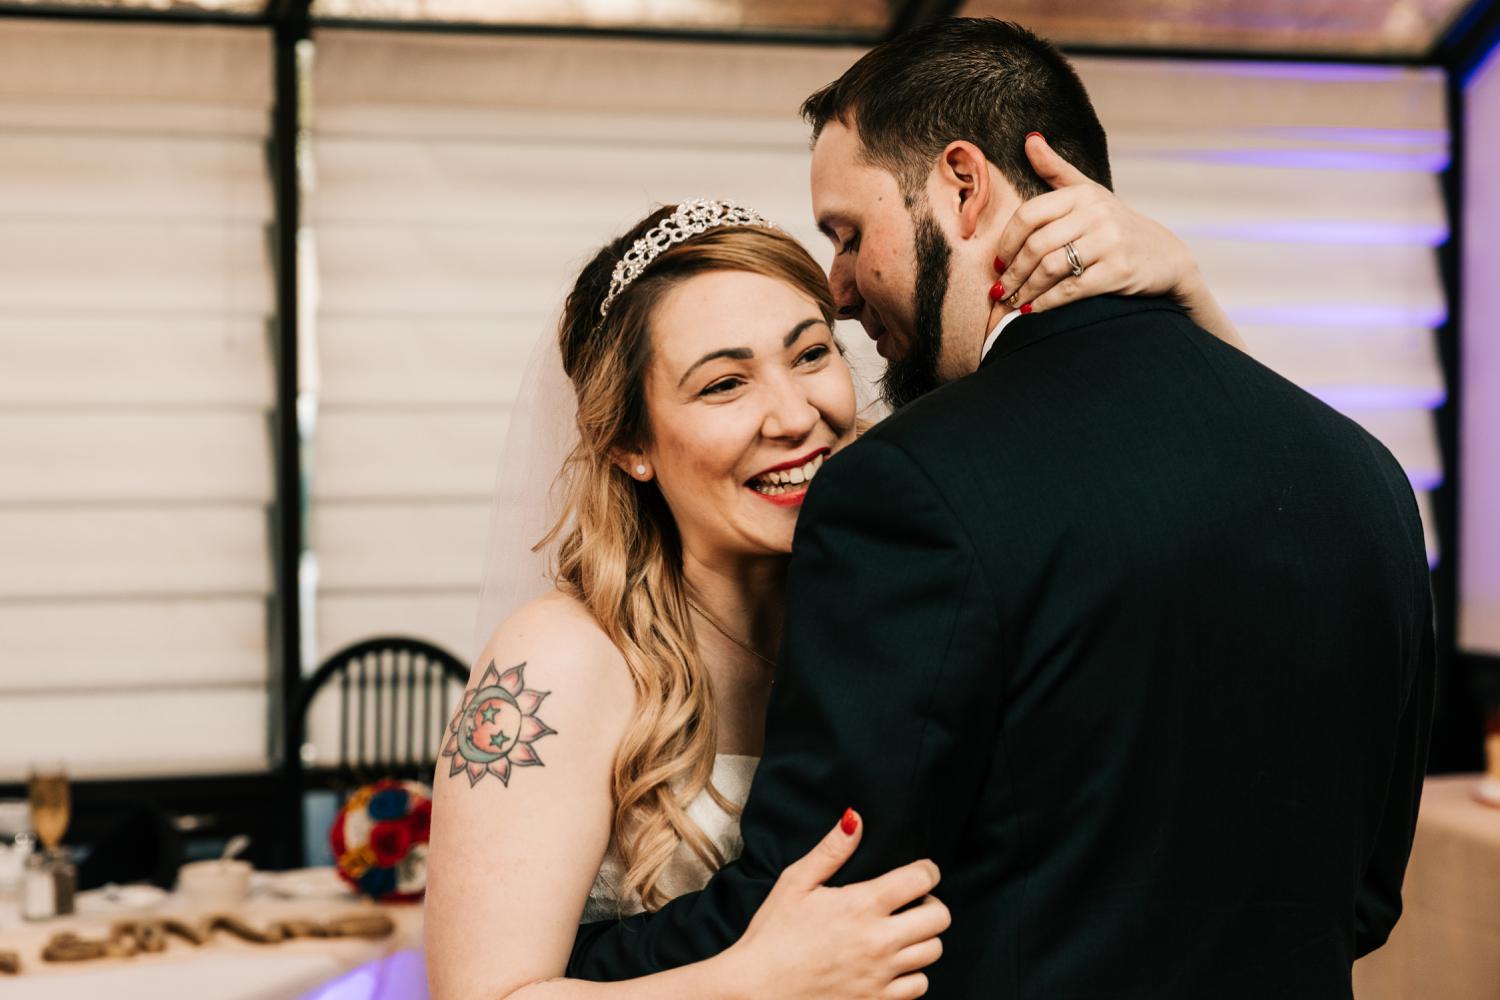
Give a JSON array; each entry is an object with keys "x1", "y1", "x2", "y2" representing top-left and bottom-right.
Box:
[
  {"x1": 0, "y1": 0, "x2": 1486, "y2": 59},
  {"x1": 960, "y1": 0, "x2": 1475, "y2": 58}
]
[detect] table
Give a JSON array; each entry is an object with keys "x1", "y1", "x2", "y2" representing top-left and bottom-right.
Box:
[
  {"x1": 1353, "y1": 774, "x2": 1500, "y2": 1000},
  {"x1": 0, "y1": 868, "x2": 425, "y2": 1000}
]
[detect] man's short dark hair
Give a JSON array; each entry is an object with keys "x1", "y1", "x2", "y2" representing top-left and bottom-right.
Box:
[{"x1": 801, "y1": 17, "x2": 1111, "y2": 205}]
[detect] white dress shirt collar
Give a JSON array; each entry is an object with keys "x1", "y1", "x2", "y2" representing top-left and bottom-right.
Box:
[{"x1": 980, "y1": 308, "x2": 1028, "y2": 363}]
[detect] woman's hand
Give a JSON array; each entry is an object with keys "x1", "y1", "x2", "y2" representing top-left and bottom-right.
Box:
[
  {"x1": 718, "y1": 811, "x2": 949, "y2": 1000},
  {"x1": 994, "y1": 134, "x2": 1245, "y2": 351}
]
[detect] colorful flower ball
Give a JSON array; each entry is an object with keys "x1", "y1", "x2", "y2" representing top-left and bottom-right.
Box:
[{"x1": 331, "y1": 779, "x2": 431, "y2": 902}]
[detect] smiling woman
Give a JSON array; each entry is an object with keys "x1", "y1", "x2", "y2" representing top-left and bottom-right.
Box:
[
  {"x1": 540, "y1": 210, "x2": 860, "y2": 901},
  {"x1": 423, "y1": 203, "x2": 950, "y2": 1000}
]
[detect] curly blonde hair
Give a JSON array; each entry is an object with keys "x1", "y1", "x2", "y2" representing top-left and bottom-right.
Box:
[{"x1": 542, "y1": 206, "x2": 835, "y2": 909}]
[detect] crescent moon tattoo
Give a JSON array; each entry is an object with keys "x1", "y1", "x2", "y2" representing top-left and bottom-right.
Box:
[{"x1": 440, "y1": 661, "x2": 556, "y2": 788}]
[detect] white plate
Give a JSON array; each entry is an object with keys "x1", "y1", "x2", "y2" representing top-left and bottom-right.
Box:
[
  {"x1": 76, "y1": 883, "x2": 169, "y2": 914},
  {"x1": 254, "y1": 867, "x2": 356, "y2": 900}
]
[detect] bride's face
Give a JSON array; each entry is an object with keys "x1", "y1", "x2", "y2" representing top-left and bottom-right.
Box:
[{"x1": 640, "y1": 269, "x2": 858, "y2": 559}]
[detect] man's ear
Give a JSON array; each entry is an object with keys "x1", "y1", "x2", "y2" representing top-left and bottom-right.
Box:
[
  {"x1": 935, "y1": 140, "x2": 992, "y2": 240},
  {"x1": 611, "y1": 448, "x2": 653, "y2": 482}
]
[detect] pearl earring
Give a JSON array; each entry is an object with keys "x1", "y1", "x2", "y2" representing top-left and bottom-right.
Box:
[{"x1": 635, "y1": 465, "x2": 647, "y2": 477}]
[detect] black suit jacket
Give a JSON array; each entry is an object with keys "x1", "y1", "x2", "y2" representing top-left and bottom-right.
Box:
[{"x1": 569, "y1": 296, "x2": 1434, "y2": 998}]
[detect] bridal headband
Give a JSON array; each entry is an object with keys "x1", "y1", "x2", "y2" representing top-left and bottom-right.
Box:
[{"x1": 599, "y1": 199, "x2": 780, "y2": 320}]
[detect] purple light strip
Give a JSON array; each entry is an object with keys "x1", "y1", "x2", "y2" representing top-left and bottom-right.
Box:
[
  {"x1": 1177, "y1": 221, "x2": 1448, "y2": 246},
  {"x1": 1261, "y1": 126, "x2": 1448, "y2": 147},
  {"x1": 1171, "y1": 149, "x2": 1450, "y2": 172},
  {"x1": 1228, "y1": 304, "x2": 1448, "y2": 327},
  {"x1": 1308, "y1": 386, "x2": 1447, "y2": 410},
  {"x1": 1183, "y1": 62, "x2": 1441, "y2": 84},
  {"x1": 295, "y1": 949, "x2": 428, "y2": 1000}
]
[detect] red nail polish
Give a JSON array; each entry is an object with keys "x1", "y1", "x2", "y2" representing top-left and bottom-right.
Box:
[
  {"x1": 840, "y1": 808, "x2": 857, "y2": 836},
  {"x1": 988, "y1": 281, "x2": 1007, "y2": 302},
  {"x1": 1020, "y1": 303, "x2": 1033, "y2": 315},
  {"x1": 1026, "y1": 131, "x2": 1043, "y2": 142},
  {"x1": 994, "y1": 256, "x2": 1006, "y2": 273}
]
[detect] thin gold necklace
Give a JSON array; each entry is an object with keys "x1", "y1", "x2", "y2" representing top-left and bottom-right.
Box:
[{"x1": 687, "y1": 598, "x2": 777, "y2": 674}]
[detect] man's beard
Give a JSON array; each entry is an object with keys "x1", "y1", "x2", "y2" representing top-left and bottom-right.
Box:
[{"x1": 879, "y1": 207, "x2": 951, "y2": 410}]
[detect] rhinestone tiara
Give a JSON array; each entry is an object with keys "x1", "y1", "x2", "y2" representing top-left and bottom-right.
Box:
[{"x1": 599, "y1": 199, "x2": 780, "y2": 319}]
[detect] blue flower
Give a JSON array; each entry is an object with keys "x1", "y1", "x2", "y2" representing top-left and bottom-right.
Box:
[
  {"x1": 367, "y1": 788, "x2": 411, "y2": 821},
  {"x1": 358, "y1": 865, "x2": 396, "y2": 899}
]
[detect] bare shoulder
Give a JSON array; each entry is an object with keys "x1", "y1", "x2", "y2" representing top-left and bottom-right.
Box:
[
  {"x1": 459, "y1": 590, "x2": 635, "y2": 771},
  {"x1": 480, "y1": 590, "x2": 617, "y2": 659},
  {"x1": 474, "y1": 590, "x2": 629, "y2": 689}
]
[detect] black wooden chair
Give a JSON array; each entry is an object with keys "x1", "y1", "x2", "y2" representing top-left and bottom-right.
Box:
[
  {"x1": 292, "y1": 636, "x2": 471, "y2": 789},
  {"x1": 285, "y1": 636, "x2": 471, "y2": 866}
]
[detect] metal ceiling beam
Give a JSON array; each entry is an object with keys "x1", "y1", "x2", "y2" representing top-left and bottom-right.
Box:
[
  {"x1": 0, "y1": 0, "x2": 1491, "y2": 72},
  {"x1": 267, "y1": 0, "x2": 308, "y2": 30},
  {"x1": 268, "y1": 0, "x2": 311, "y2": 868},
  {"x1": 887, "y1": 0, "x2": 964, "y2": 40},
  {"x1": 1435, "y1": 0, "x2": 1500, "y2": 78},
  {"x1": 306, "y1": 17, "x2": 880, "y2": 48},
  {"x1": 0, "y1": 1, "x2": 266, "y2": 24}
]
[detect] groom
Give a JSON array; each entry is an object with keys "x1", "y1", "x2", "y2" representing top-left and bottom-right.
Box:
[{"x1": 570, "y1": 17, "x2": 1434, "y2": 996}]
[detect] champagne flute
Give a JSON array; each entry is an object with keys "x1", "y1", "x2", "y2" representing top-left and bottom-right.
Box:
[{"x1": 26, "y1": 762, "x2": 70, "y2": 852}]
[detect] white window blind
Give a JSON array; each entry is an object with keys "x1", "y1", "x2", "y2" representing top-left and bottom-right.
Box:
[
  {"x1": 1462, "y1": 45, "x2": 1500, "y2": 656},
  {"x1": 306, "y1": 31, "x2": 878, "y2": 676},
  {"x1": 308, "y1": 32, "x2": 1446, "y2": 675},
  {"x1": 0, "y1": 20, "x2": 277, "y2": 780},
  {"x1": 1087, "y1": 58, "x2": 1448, "y2": 568}
]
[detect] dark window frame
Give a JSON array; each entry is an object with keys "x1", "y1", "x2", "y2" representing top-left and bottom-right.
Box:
[{"x1": 0, "y1": 0, "x2": 1492, "y2": 861}]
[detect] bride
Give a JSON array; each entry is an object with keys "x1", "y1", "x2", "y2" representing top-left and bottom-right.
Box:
[{"x1": 424, "y1": 151, "x2": 1244, "y2": 999}]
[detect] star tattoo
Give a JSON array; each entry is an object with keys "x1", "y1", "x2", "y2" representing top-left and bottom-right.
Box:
[{"x1": 440, "y1": 661, "x2": 556, "y2": 788}]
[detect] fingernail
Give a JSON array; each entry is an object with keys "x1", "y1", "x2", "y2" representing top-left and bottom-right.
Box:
[
  {"x1": 994, "y1": 256, "x2": 1006, "y2": 273},
  {"x1": 1020, "y1": 303, "x2": 1033, "y2": 315},
  {"x1": 988, "y1": 281, "x2": 1007, "y2": 302},
  {"x1": 1026, "y1": 131, "x2": 1043, "y2": 142},
  {"x1": 840, "y1": 807, "x2": 857, "y2": 836}
]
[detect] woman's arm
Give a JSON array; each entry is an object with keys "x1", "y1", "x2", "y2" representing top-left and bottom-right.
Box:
[
  {"x1": 424, "y1": 592, "x2": 653, "y2": 999},
  {"x1": 504, "y1": 958, "x2": 740, "y2": 999},
  {"x1": 425, "y1": 592, "x2": 948, "y2": 1000},
  {"x1": 512, "y1": 815, "x2": 943, "y2": 1000},
  {"x1": 992, "y1": 133, "x2": 1247, "y2": 352}
]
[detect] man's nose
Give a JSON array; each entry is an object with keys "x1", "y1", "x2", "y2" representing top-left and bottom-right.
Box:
[{"x1": 829, "y1": 256, "x2": 862, "y2": 321}]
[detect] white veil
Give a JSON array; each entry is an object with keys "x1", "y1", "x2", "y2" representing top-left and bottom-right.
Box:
[{"x1": 470, "y1": 313, "x2": 577, "y2": 663}]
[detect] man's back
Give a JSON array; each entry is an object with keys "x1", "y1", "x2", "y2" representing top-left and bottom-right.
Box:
[
  {"x1": 869, "y1": 295, "x2": 1434, "y2": 997},
  {"x1": 566, "y1": 294, "x2": 1433, "y2": 998}
]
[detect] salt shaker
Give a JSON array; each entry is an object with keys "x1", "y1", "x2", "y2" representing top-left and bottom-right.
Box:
[{"x1": 21, "y1": 847, "x2": 75, "y2": 920}]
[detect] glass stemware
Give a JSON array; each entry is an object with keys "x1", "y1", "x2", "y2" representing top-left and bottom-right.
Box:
[{"x1": 26, "y1": 763, "x2": 70, "y2": 852}]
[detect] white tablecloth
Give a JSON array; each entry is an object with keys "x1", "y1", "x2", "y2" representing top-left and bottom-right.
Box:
[
  {"x1": 1353, "y1": 774, "x2": 1500, "y2": 1000},
  {"x1": 0, "y1": 869, "x2": 425, "y2": 1000}
]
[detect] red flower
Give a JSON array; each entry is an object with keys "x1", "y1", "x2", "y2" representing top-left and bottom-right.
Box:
[
  {"x1": 369, "y1": 820, "x2": 413, "y2": 867},
  {"x1": 329, "y1": 814, "x2": 347, "y2": 858},
  {"x1": 406, "y1": 799, "x2": 432, "y2": 843}
]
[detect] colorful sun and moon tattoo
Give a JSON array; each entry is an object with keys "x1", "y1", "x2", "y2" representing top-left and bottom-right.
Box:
[{"x1": 441, "y1": 661, "x2": 556, "y2": 788}]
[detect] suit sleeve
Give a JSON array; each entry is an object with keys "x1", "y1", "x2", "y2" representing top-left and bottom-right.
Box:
[
  {"x1": 1353, "y1": 578, "x2": 1436, "y2": 959},
  {"x1": 567, "y1": 435, "x2": 1005, "y2": 979}
]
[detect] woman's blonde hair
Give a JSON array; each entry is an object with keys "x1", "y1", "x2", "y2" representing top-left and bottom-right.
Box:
[{"x1": 544, "y1": 205, "x2": 834, "y2": 910}]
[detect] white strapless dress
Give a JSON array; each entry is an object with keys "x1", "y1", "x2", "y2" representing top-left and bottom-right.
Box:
[{"x1": 583, "y1": 753, "x2": 759, "y2": 921}]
